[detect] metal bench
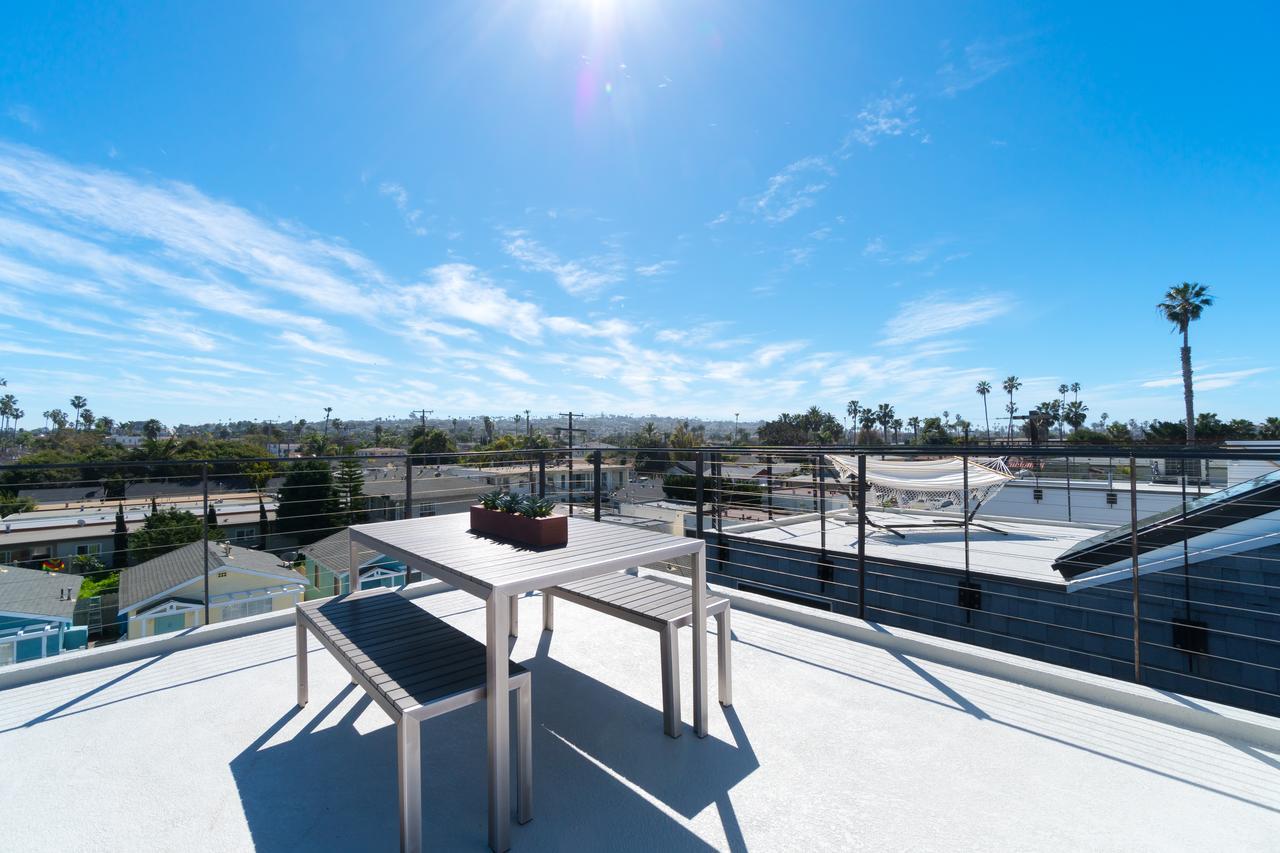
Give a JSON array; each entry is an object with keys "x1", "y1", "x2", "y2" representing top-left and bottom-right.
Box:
[
  {"x1": 541, "y1": 573, "x2": 732, "y2": 738},
  {"x1": 296, "y1": 587, "x2": 532, "y2": 853}
]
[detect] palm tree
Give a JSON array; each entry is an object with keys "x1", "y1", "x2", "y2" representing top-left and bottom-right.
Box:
[
  {"x1": 1070, "y1": 382, "x2": 1081, "y2": 403},
  {"x1": 858, "y1": 407, "x2": 877, "y2": 439},
  {"x1": 322, "y1": 406, "x2": 333, "y2": 436},
  {"x1": 845, "y1": 399, "x2": 860, "y2": 440},
  {"x1": 69, "y1": 395, "x2": 87, "y2": 431},
  {"x1": 0, "y1": 393, "x2": 15, "y2": 434},
  {"x1": 875, "y1": 404, "x2": 895, "y2": 442},
  {"x1": 907, "y1": 416, "x2": 921, "y2": 443},
  {"x1": 891, "y1": 418, "x2": 903, "y2": 444},
  {"x1": 1064, "y1": 401, "x2": 1089, "y2": 431},
  {"x1": 1001, "y1": 376, "x2": 1022, "y2": 442},
  {"x1": 976, "y1": 381, "x2": 992, "y2": 439},
  {"x1": 1057, "y1": 384, "x2": 1069, "y2": 440},
  {"x1": 49, "y1": 408, "x2": 69, "y2": 430},
  {"x1": 1158, "y1": 283, "x2": 1213, "y2": 444},
  {"x1": 42, "y1": 410, "x2": 52, "y2": 431}
]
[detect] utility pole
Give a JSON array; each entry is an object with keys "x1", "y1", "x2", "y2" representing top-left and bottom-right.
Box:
[
  {"x1": 558, "y1": 411, "x2": 587, "y2": 516},
  {"x1": 410, "y1": 409, "x2": 433, "y2": 432}
]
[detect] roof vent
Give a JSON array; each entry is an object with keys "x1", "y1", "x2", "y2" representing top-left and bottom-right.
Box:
[
  {"x1": 77, "y1": 518, "x2": 86, "y2": 526},
  {"x1": 221, "y1": 541, "x2": 232, "y2": 557}
]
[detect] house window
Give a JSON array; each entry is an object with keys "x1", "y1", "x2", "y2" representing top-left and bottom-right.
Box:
[
  {"x1": 417, "y1": 504, "x2": 435, "y2": 517},
  {"x1": 75, "y1": 543, "x2": 102, "y2": 556},
  {"x1": 232, "y1": 527, "x2": 257, "y2": 540}
]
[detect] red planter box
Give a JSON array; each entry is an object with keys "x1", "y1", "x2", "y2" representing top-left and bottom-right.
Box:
[{"x1": 469, "y1": 506, "x2": 568, "y2": 548}]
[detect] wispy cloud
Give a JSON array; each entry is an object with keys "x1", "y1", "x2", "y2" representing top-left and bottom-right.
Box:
[
  {"x1": 880, "y1": 292, "x2": 1013, "y2": 345},
  {"x1": 843, "y1": 92, "x2": 925, "y2": 149},
  {"x1": 378, "y1": 181, "x2": 427, "y2": 236},
  {"x1": 279, "y1": 331, "x2": 387, "y2": 365},
  {"x1": 1141, "y1": 367, "x2": 1270, "y2": 391},
  {"x1": 742, "y1": 156, "x2": 835, "y2": 224},
  {"x1": 635, "y1": 260, "x2": 676, "y2": 277},
  {"x1": 405, "y1": 263, "x2": 546, "y2": 343},
  {"x1": 6, "y1": 105, "x2": 40, "y2": 131},
  {"x1": 937, "y1": 39, "x2": 1015, "y2": 97},
  {"x1": 502, "y1": 230, "x2": 625, "y2": 296}
]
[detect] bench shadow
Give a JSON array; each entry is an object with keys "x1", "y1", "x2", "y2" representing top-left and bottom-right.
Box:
[{"x1": 230, "y1": 658, "x2": 755, "y2": 851}]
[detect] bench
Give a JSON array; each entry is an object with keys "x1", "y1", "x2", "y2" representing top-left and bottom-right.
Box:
[
  {"x1": 541, "y1": 573, "x2": 732, "y2": 738},
  {"x1": 296, "y1": 587, "x2": 532, "y2": 853}
]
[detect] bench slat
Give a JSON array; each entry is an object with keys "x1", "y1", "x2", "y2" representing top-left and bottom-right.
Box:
[{"x1": 556, "y1": 573, "x2": 727, "y2": 626}]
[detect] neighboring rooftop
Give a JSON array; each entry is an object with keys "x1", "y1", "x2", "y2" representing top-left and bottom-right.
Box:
[
  {"x1": 1, "y1": 586, "x2": 1277, "y2": 850},
  {"x1": 0, "y1": 565, "x2": 83, "y2": 621},
  {"x1": 119, "y1": 541, "x2": 303, "y2": 612}
]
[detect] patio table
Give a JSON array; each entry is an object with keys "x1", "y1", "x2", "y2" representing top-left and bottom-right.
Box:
[{"x1": 348, "y1": 513, "x2": 708, "y2": 852}]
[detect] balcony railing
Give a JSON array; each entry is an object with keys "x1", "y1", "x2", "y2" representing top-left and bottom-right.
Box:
[{"x1": 2, "y1": 442, "x2": 1278, "y2": 717}]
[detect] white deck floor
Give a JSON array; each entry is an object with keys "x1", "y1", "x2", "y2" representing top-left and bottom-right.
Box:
[
  {"x1": 732, "y1": 511, "x2": 1098, "y2": 583},
  {"x1": 2, "y1": 587, "x2": 1278, "y2": 851}
]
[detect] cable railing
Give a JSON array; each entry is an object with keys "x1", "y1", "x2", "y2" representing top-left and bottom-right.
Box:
[{"x1": 1, "y1": 442, "x2": 1278, "y2": 716}]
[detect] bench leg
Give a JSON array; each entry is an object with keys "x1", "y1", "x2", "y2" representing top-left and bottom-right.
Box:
[
  {"x1": 716, "y1": 608, "x2": 733, "y2": 707},
  {"x1": 295, "y1": 617, "x2": 308, "y2": 708},
  {"x1": 659, "y1": 623, "x2": 682, "y2": 738},
  {"x1": 509, "y1": 594, "x2": 519, "y2": 639},
  {"x1": 398, "y1": 713, "x2": 422, "y2": 853},
  {"x1": 542, "y1": 591, "x2": 554, "y2": 632},
  {"x1": 516, "y1": 679, "x2": 533, "y2": 825}
]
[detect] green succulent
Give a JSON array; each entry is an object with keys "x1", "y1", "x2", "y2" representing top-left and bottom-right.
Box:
[
  {"x1": 478, "y1": 490, "x2": 504, "y2": 511},
  {"x1": 496, "y1": 492, "x2": 523, "y2": 513},
  {"x1": 517, "y1": 495, "x2": 556, "y2": 519}
]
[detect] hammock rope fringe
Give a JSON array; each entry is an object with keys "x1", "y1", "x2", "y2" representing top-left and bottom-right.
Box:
[{"x1": 826, "y1": 454, "x2": 1015, "y2": 512}]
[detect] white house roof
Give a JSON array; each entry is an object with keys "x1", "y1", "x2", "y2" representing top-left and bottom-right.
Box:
[{"x1": 119, "y1": 541, "x2": 304, "y2": 612}]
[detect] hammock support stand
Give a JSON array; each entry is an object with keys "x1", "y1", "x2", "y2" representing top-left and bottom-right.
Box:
[{"x1": 826, "y1": 455, "x2": 1016, "y2": 539}]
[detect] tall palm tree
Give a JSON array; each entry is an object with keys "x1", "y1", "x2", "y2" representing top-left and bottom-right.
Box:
[
  {"x1": 876, "y1": 404, "x2": 895, "y2": 442},
  {"x1": 891, "y1": 418, "x2": 903, "y2": 444},
  {"x1": 69, "y1": 395, "x2": 87, "y2": 431},
  {"x1": 1001, "y1": 376, "x2": 1022, "y2": 442},
  {"x1": 1158, "y1": 283, "x2": 1213, "y2": 444},
  {"x1": 907, "y1": 416, "x2": 921, "y2": 443},
  {"x1": 974, "y1": 381, "x2": 991, "y2": 438},
  {"x1": 42, "y1": 410, "x2": 52, "y2": 431},
  {"x1": 845, "y1": 399, "x2": 860, "y2": 441},
  {"x1": 322, "y1": 406, "x2": 333, "y2": 436},
  {"x1": 1070, "y1": 382, "x2": 1081, "y2": 403},
  {"x1": 1057, "y1": 384, "x2": 1069, "y2": 440}
]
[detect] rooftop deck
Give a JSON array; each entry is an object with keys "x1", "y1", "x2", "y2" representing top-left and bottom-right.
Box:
[
  {"x1": 3, "y1": 583, "x2": 1278, "y2": 850},
  {"x1": 723, "y1": 510, "x2": 1100, "y2": 584}
]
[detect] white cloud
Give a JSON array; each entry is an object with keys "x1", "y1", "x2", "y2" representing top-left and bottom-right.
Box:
[
  {"x1": 843, "y1": 93, "x2": 921, "y2": 149},
  {"x1": 742, "y1": 156, "x2": 835, "y2": 223},
  {"x1": 880, "y1": 292, "x2": 1013, "y2": 345},
  {"x1": 6, "y1": 105, "x2": 40, "y2": 131},
  {"x1": 938, "y1": 40, "x2": 1014, "y2": 97},
  {"x1": 1141, "y1": 368, "x2": 1270, "y2": 391},
  {"x1": 544, "y1": 316, "x2": 635, "y2": 339},
  {"x1": 502, "y1": 230, "x2": 625, "y2": 296},
  {"x1": 279, "y1": 331, "x2": 387, "y2": 365},
  {"x1": 406, "y1": 263, "x2": 545, "y2": 343},
  {"x1": 635, "y1": 260, "x2": 676, "y2": 277},
  {"x1": 378, "y1": 181, "x2": 427, "y2": 236}
]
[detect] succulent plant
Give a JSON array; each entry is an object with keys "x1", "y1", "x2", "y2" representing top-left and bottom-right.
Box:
[
  {"x1": 496, "y1": 491, "x2": 523, "y2": 513},
  {"x1": 517, "y1": 495, "x2": 556, "y2": 519},
  {"x1": 478, "y1": 490, "x2": 504, "y2": 511}
]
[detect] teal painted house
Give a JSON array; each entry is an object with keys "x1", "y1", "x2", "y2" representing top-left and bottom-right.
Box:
[
  {"x1": 300, "y1": 530, "x2": 416, "y2": 600},
  {"x1": 0, "y1": 565, "x2": 88, "y2": 666}
]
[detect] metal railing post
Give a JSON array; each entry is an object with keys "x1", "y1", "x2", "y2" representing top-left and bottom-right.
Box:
[
  {"x1": 857, "y1": 453, "x2": 867, "y2": 620},
  {"x1": 962, "y1": 449, "x2": 971, "y2": 585},
  {"x1": 405, "y1": 456, "x2": 413, "y2": 520},
  {"x1": 202, "y1": 462, "x2": 210, "y2": 626},
  {"x1": 765, "y1": 459, "x2": 774, "y2": 520},
  {"x1": 1130, "y1": 453, "x2": 1142, "y2": 683},
  {"x1": 817, "y1": 453, "x2": 826, "y2": 556},
  {"x1": 1064, "y1": 454, "x2": 1073, "y2": 522},
  {"x1": 538, "y1": 452, "x2": 546, "y2": 499},
  {"x1": 592, "y1": 451, "x2": 602, "y2": 522},
  {"x1": 695, "y1": 451, "x2": 705, "y2": 540}
]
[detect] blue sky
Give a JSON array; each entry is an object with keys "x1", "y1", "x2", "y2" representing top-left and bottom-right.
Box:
[{"x1": 1, "y1": 1, "x2": 1278, "y2": 428}]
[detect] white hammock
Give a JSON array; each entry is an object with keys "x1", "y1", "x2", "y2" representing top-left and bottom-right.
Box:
[{"x1": 826, "y1": 455, "x2": 1014, "y2": 511}]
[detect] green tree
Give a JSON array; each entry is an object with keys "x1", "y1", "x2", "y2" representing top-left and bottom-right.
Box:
[
  {"x1": 1001, "y1": 376, "x2": 1022, "y2": 442},
  {"x1": 409, "y1": 427, "x2": 458, "y2": 465},
  {"x1": 919, "y1": 417, "x2": 951, "y2": 445},
  {"x1": 143, "y1": 419, "x2": 164, "y2": 441},
  {"x1": 875, "y1": 404, "x2": 895, "y2": 442},
  {"x1": 128, "y1": 508, "x2": 223, "y2": 565},
  {"x1": 274, "y1": 460, "x2": 341, "y2": 545},
  {"x1": 49, "y1": 408, "x2": 69, "y2": 430},
  {"x1": 1, "y1": 490, "x2": 36, "y2": 517},
  {"x1": 69, "y1": 395, "x2": 87, "y2": 430},
  {"x1": 975, "y1": 381, "x2": 992, "y2": 438},
  {"x1": 907, "y1": 416, "x2": 921, "y2": 443},
  {"x1": 335, "y1": 458, "x2": 368, "y2": 524},
  {"x1": 1158, "y1": 282, "x2": 1213, "y2": 444},
  {"x1": 1258, "y1": 417, "x2": 1280, "y2": 440}
]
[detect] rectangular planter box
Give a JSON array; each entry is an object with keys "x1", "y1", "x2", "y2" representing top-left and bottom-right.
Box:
[{"x1": 469, "y1": 506, "x2": 568, "y2": 548}]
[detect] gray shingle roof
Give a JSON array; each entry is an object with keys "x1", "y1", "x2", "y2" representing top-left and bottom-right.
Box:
[
  {"x1": 300, "y1": 529, "x2": 389, "y2": 575},
  {"x1": 119, "y1": 541, "x2": 305, "y2": 612},
  {"x1": 0, "y1": 565, "x2": 83, "y2": 622}
]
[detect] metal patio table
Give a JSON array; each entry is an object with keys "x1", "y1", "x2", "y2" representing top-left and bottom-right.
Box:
[{"x1": 348, "y1": 513, "x2": 709, "y2": 852}]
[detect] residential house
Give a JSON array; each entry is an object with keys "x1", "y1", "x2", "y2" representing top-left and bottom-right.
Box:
[
  {"x1": 0, "y1": 565, "x2": 87, "y2": 665},
  {"x1": 119, "y1": 541, "x2": 307, "y2": 639},
  {"x1": 299, "y1": 529, "x2": 415, "y2": 599}
]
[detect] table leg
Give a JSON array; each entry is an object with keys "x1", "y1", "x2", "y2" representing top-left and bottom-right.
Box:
[
  {"x1": 693, "y1": 545, "x2": 708, "y2": 738},
  {"x1": 486, "y1": 593, "x2": 511, "y2": 852},
  {"x1": 348, "y1": 538, "x2": 359, "y2": 595}
]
